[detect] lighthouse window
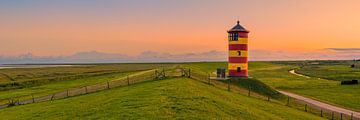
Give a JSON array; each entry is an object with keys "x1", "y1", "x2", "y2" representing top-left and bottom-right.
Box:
[
  {"x1": 237, "y1": 51, "x2": 241, "y2": 56},
  {"x1": 229, "y1": 33, "x2": 238, "y2": 41},
  {"x1": 237, "y1": 67, "x2": 241, "y2": 72}
]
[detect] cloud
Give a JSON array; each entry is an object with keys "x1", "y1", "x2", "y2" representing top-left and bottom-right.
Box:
[
  {"x1": 1, "y1": 48, "x2": 359, "y2": 64},
  {"x1": 0, "y1": 50, "x2": 227, "y2": 64},
  {"x1": 325, "y1": 48, "x2": 360, "y2": 52},
  {"x1": 250, "y1": 48, "x2": 360, "y2": 61}
]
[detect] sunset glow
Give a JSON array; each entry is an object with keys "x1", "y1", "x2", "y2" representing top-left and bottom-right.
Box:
[{"x1": 1, "y1": 0, "x2": 360, "y2": 58}]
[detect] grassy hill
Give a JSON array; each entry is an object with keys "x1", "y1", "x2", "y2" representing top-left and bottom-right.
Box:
[
  {"x1": 0, "y1": 77, "x2": 322, "y2": 119},
  {"x1": 182, "y1": 62, "x2": 360, "y2": 112}
]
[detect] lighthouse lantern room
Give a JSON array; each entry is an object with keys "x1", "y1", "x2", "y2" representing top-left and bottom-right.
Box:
[{"x1": 228, "y1": 21, "x2": 249, "y2": 78}]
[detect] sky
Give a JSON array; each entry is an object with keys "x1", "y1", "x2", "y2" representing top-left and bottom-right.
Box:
[{"x1": 0, "y1": 0, "x2": 360, "y2": 60}]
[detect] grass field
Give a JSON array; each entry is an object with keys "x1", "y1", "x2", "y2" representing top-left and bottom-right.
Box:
[
  {"x1": 0, "y1": 61, "x2": 358, "y2": 119},
  {"x1": 0, "y1": 63, "x2": 175, "y2": 90},
  {"x1": 0, "y1": 77, "x2": 323, "y2": 120},
  {"x1": 183, "y1": 61, "x2": 360, "y2": 112},
  {"x1": 0, "y1": 63, "x2": 176, "y2": 104}
]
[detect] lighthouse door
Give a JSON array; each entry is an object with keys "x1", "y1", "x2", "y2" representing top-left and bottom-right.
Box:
[{"x1": 237, "y1": 67, "x2": 241, "y2": 72}]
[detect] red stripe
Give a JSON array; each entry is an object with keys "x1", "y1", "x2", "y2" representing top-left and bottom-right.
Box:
[
  {"x1": 229, "y1": 44, "x2": 247, "y2": 50},
  {"x1": 238, "y1": 32, "x2": 248, "y2": 38},
  {"x1": 229, "y1": 70, "x2": 248, "y2": 77},
  {"x1": 229, "y1": 57, "x2": 248, "y2": 63}
]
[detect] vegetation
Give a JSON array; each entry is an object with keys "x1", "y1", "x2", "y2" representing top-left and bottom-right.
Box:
[
  {"x1": 0, "y1": 63, "x2": 176, "y2": 104},
  {"x1": 0, "y1": 63, "x2": 175, "y2": 90},
  {"x1": 0, "y1": 78, "x2": 323, "y2": 120},
  {"x1": 249, "y1": 61, "x2": 360, "y2": 112},
  {"x1": 296, "y1": 61, "x2": 360, "y2": 81},
  {"x1": 184, "y1": 61, "x2": 360, "y2": 111}
]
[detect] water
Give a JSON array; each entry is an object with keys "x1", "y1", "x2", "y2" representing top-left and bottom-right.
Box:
[{"x1": 0, "y1": 65, "x2": 75, "y2": 69}]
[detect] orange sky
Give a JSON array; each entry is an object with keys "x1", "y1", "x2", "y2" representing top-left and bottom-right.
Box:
[{"x1": 0, "y1": 0, "x2": 359, "y2": 56}]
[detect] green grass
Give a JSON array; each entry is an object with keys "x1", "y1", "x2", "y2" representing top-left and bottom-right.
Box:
[
  {"x1": 182, "y1": 61, "x2": 360, "y2": 112},
  {"x1": 248, "y1": 62, "x2": 360, "y2": 112},
  {"x1": 0, "y1": 77, "x2": 323, "y2": 120},
  {"x1": 0, "y1": 63, "x2": 176, "y2": 104},
  {"x1": 0, "y1": 71, "x2": 136, "y2": 104},
  {"x1": 296, "y1": 63, "x2": 360, "y2": 81},
  {"x1": 0, "y1": 63, "x2": 175, "y2": 90}
]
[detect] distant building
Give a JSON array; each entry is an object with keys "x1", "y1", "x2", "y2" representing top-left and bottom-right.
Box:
[{"x1": 227, "y1": 21, "x2": 249, "y2": 78}]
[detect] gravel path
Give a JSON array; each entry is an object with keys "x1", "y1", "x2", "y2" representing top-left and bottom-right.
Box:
[
  {"x1": 285, "y1": 69, "x2": 359, "y2": 119},
  {"x1": 279, "y1": 90, "x2": 360, "y2": 119}
]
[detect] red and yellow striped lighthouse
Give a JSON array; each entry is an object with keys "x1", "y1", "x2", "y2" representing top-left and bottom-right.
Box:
[{"x1": 228, "y1": 21, "x2": 249, "y2": 77}]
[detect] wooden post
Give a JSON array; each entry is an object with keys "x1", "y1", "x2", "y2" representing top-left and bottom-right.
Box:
[
  {"x1": 332, "y1": 112, "x2": 334, "y2": 120},
  {"x1": 287, "y1": 96, "x2": 290, "y2": 106},
  {"x1": 267, "y1": 96, "x2": 270, "y2": 101},
  {"x1": 127, "y1": 76, "x2": 130, "y2": 85},
  {"x1": 227, "y1": 79, "x2": 230, "y2": 91},
  {"x1": 51, "y1": 94, "x2": 55, "y2": 101},
  {"x1": 208, "y1": 74, "x2": 210, "y2": 84},
  {"x1": 248, "y1": 85, "x2": 251, "y2": 96},
  {"x1": 351, "y1": 113, "x2": 353, "y2": 120},
  {"x1": 163, "y1": 69, "x2": 166, "y2": 77},
  {"x1": 85, "y1": 86, "x2": 88, "y2": 94},
  {"x1": 188, "y1": 69, "x2": 191, "y2": 78},
  {"x1": 305, "y1": 104, "x2": 307, "y2": 112},
  {"x1": 340, "y1": 113, "x2": 343, "y2": 120},
  {"x1": 67, "y1": 89, "x2": 69, "y2": 97},
  {"x1": 107, "y1": 81, "x2": 110, "y2": 89},
  {"x1": 320, "y1": 109, "x2": 323, "y2": 117},
  {"x1": 32, "y1": 95, "x2": 35, "y2": 103}
]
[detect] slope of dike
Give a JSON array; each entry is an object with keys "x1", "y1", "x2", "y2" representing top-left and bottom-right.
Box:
[{"x1": 0, "y1": 77, "x2": 323, "y2": 119}]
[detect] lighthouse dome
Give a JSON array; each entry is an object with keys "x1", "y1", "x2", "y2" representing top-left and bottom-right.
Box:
[{"x1": 228, "y1": 21, "x2": 249, "y2": 33}]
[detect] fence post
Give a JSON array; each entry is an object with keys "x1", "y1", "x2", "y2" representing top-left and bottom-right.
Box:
[
  {"x1": 340, "y1": 113, "x2": 342, "y2": 120},
  {"x1": 267, "y1": 96, "x2": 270, "y2": 101},
  {"x1": 66, "y1": 89, "x2": 69, "y2": 97},
  {"x1": 107, "y1": 81, "x2": 110, "y2": 89},
  {"x1": 228, "y1": 79, "x2": 230, "y2": 91},
  {"x1": 127, "y1": 76, "x2": 130, "y2": 85},
  {"x1": 248, "y1": 85, "x2": 251, "y2": 96},
  {"x1": 163, "y1": 69, "x2": 166, "y2": 77},
  {"x1": 287, "y1": 96, "x2": 290, "y2": 106},
  {"x1": 320, "y1": 109, "x2": 323, "y2": 117},
  {"x1": 351, "y1": 113, "x2": 353, "y2": 120},
  {"x1": 85, "y1": 86, "x2": 88, "y2": 94},
  {"x1": 208, "y1": 74, "x2": 210, "y2": 84},
  {"x1": 305, "y1": 104, "x2": 307, "y2": 112},
  {"x1": 51, "y1": 94, "x2": 55, "y2": 101},
  {"x1": 188, "y1": 69, "x2": 191, "y2": 78},
  {"x1": 32, "y1": 95, "x2": 35, "y2": 103},
  {"x1": 331, "y1": 112, "x2": 334, "y2": 120}
]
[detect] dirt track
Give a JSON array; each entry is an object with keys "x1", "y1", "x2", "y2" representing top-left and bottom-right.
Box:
[
  {"x1": 279, "y1": 90, "x2": 360, "y2": 119},
  {"x1": 285, "y1": 69, "x2": 360, "y2": 119}
]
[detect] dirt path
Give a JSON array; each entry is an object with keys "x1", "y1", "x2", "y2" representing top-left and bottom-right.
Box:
[
  {"x1": 279, "y1": 90, "x2": 360, "y2": 119},
  {"x1": 289, "y1": 69, "x2": 310, "y2": 78},
  {"x1": 285, "y1": 69, "x2": 359, "y2": 119}
]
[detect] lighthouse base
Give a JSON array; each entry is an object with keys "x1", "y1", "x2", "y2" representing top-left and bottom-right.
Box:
[{"x1": 227, "y1": 76, "x2": 248, "y2": 79}]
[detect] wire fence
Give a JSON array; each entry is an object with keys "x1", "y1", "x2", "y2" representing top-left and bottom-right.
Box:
[
  {"x1": 186, "y1": 68, "x2": 359, "y2": 120},
  {"x1": 0, "y1": 69, "x2": 158, "y2": 109}
]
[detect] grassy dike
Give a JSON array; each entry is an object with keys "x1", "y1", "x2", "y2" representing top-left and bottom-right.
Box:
[
  {"x1": 0, "y1": 77, "x2": 323, "y2": 119},
  {"x1": 183, "y1": 62, "x2": 360, "y2": 112}
]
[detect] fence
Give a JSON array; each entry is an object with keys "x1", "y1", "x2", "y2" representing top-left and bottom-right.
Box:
[
  {"x1": 0, "y1": 69, "x2": 158, "y2": 109},
  {"x1": 186, "y1": 68, "x2": 359, "y2": 120}
]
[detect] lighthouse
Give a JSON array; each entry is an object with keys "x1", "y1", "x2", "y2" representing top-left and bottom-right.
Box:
[{"x1": 228, "y1": 21, "x2": 249, "y2": 78}]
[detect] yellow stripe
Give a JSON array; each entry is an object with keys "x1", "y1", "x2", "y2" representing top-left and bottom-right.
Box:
[
  {"x1": 229, "y1": 38, "x2": 248, "y2": 44},
  {"x1": 229, "y1": 50, "x2": 248, "y2": 57},
  {"x1": 228, "y1": 63, "x2": 248, "y2": 70}
]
